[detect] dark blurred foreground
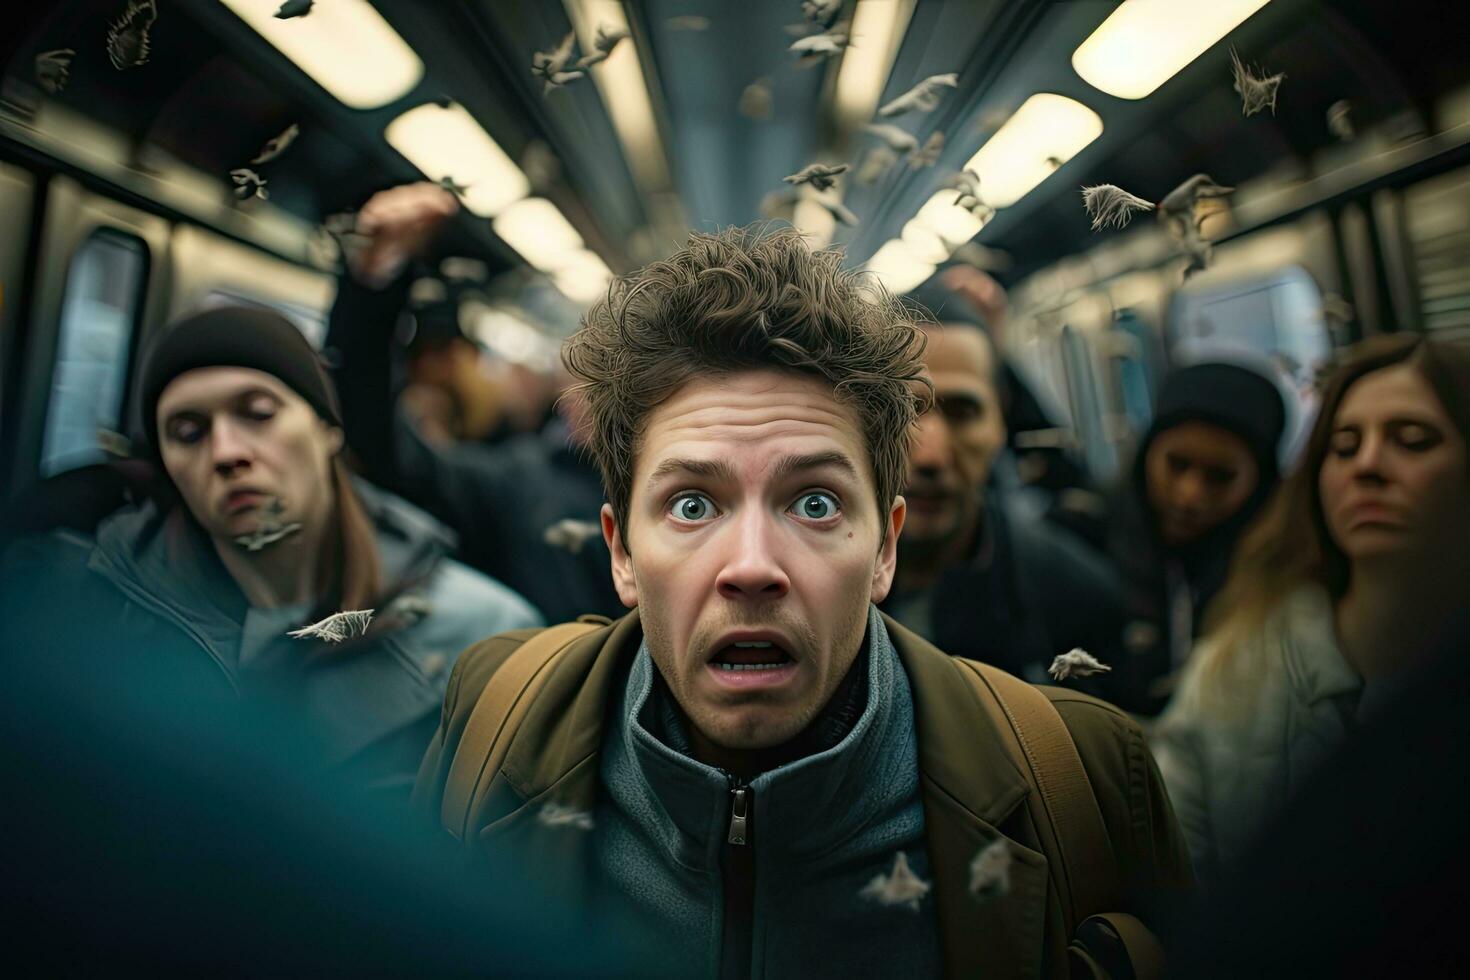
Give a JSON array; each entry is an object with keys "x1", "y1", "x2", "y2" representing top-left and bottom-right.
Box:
[{"x1": 0, "y1": 641, "x2": 639, "y2": 977}]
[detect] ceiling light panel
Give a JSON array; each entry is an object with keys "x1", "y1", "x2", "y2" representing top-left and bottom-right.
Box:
[
  {"x1": 492, "y1": 197, "x2": 586, "y2": 272},
  {"x1": 963, "y1": 93, "x2": 1103, "y2": 208},
  {"x1": 384, "y1": 103, "x2": 530, "y2": 217},
  {"x1": 1072, "y1": 0, "x2": 1273, "y2": 100},
  {"x1": 220, "y1": 0, "x2": 423, "y2": 109}
]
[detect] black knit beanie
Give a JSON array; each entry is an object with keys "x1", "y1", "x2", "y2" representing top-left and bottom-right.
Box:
[
  {"x1": 1149, "y1": 361, "x2": 1287, "y2": 471},
  {"x1": 138, "y1": 306, "x2": 342, "y2": 454}
]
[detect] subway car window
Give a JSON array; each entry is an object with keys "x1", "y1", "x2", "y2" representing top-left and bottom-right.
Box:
[
  {"x1": 38, "y1": 229, "x2": 146, "y2": 477},
  {"x1": 3, "y1": 0, "x2": 1470, "y2": 974}
]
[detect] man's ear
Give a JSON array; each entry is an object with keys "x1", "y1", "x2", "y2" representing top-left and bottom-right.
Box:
[
  {"x1": 870, "y1": 495, "x2": 907, "y2": 604},
  {"x1": 325, "y1": 425, "x2": 345, "y2": 456},
  {"x1": 602, "y1": 503, "x2": 639, "y2": 608}
]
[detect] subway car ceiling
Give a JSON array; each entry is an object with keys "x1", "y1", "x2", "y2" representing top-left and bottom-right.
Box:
[{"x1": 2, "y1": 0, "x2": 1470, "y2": 491}]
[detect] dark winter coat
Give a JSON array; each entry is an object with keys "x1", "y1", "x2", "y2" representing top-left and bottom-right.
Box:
[
  {"x1": 416, "y1": 609, "x2": 1193, "y2": 978},
  {"x1": 325, "y1": 275, "x2": 622, "y2": 624},
  {"x1": 0, "y1": 480, "x2": 541, "y2": 792},
  {"x1": 883, "y1": 494, "x2": 1129, "y2": 690}
]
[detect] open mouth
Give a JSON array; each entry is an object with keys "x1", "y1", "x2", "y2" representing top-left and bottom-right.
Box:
[{"x1": 709, "y1": 640, "x2": 794, "y2": 672}]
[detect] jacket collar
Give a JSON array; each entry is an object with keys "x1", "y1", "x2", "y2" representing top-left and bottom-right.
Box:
[
  {"x1": 612, "y1": 606, "x2": 910, "y2": 861},
  {"x1": 488, "y1": 609, "x2": 1054, "y2": 978},
  {"x1": 1278, "y1": 584, "x2": 1362, "y2": 707}
]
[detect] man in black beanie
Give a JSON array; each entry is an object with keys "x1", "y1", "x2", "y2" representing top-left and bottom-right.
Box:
[{"x1": 1103, "y1": 360, "x2": 1287, "y2": 714}]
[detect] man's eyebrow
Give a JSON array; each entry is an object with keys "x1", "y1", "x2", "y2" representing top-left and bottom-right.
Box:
[
  {"x1": 771, "y1": 451, "x2": 861, "y2": 484},
  {"x1": 644, "y1": 457, "x2": 738, "y2": 493}
]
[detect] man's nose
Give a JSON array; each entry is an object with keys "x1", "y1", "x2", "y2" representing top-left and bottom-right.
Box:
[
  {"x1": 1173, "y1": 470, "x2": 1209, "y2": 510},
  {"x1": 909, "y1": 411, "x2": 952, "y2": 473},
  {"x1": 715, "y1": 508, "x2": 791, "y2": 602},
  {"x1": 210, "y1": 417, "x2": 253, "y2": 475}
]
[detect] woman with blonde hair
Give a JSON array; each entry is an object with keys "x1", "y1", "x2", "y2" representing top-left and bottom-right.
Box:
[{"x1": 1152, "y1": 333, "x2": 1470, "y2": 879}]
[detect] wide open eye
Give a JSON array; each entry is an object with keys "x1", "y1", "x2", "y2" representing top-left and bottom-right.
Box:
[
  {"x1": 670, "y1": 493, "x2": 718, "y2": 523},
  {"x1": 793, "y1": 491, "x2": 840, "y2": 521}
]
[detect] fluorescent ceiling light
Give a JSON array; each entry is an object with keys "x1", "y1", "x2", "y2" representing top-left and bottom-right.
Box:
[
  {"x1": 385, "y1": 103, "x2": 529, "y2": 217},
  {"x1": 963, "y1": 94, "x2": 1102, "y2": 208},
  {"x1": 913, "y1": 190, "x2": 989, "y2": 246},
  {"x1": 220, "y1": 0, "x2": 423, "y2": 109},
  {"x1": 1072, "y1": 0, "x2": 1273, "y2": 100},
  {"x1": 833, "y1": 0, "x2": 918, "y2": 132},
  {"x1": 554, "y1": 249, "x2": 615, "y2": 303},
  {"x1": 492, "y1": 197, "x2": 585, "y2": 272},
  {"x1": 865, "y1": 239, "x2": 934, "y2": 295},
  {"x1": 900, "y1": 220, "x2": 953, "y2": 265},
  {"x1": 564, "y1": 0, "x2": 671, "y2": 193}
]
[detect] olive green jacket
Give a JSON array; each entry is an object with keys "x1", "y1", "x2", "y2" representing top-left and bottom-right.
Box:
[{"x1": 415, "y1": 610, "x2": 1192, "y2": 979}]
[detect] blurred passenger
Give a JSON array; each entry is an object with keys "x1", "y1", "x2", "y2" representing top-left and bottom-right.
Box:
[
  {"x1": 912, "y1": 269, "x2": 1094, "y2": 498},
  {"x1": 325, "y1": 182, "x2": 622, "y2": 624},
  {"x1": 1103, "y1": 361, "x2": 1287, "y2": 714},
  {"x1": 883, "y1": 312, "x2": 1127, "y2": 685},
  {"x1": 1151, "y1": 334, "x2": 1470, "y2": 880},
  {"x1": 417, "y1": 228, "x2": 1191, "y2": 979},
  {"x1": 398, "y1": 299, "x2": 504, "y2": 446},
  {"x1": 1163, "y1": 611, "x2": 1470, "y2": 978},
  {"x1": 0, "y1": 307, "x2": 541, "y2": 793},
  {"x1": 0, "y1": 615, "x2": 639, "y2": 975}
]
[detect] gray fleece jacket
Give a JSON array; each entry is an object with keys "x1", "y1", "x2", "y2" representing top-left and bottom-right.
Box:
[{"x1": 592, "y1": 606, "x2": 943, "y2": 978}]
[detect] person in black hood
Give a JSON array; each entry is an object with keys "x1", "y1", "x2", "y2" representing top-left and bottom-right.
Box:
[
  {"x1": 1105, "y1": 360, "x2": 1287, "y2": 714},
  {"x1": 0, "y1": 305, "x2": 541, "y2": 792}
]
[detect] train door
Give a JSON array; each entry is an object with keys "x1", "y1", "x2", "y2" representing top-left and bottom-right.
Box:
[{"x1": 9, "y1": 175, "x2": 170, "y2": 496}]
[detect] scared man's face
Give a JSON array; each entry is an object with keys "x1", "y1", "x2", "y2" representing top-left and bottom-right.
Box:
[{"x1": 603, "y1": 370, "x2": 904, "y2": 754}]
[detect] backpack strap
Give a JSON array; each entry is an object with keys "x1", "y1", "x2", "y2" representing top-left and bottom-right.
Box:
[
  {"x1": 955, "y1": 659, "x2": 1121, "y2": 933},
  {"x1": 442, "y1": 621, "x2": 602, "y2": 841}
]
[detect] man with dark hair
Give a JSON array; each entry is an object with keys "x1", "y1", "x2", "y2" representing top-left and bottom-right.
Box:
[
  {"x1": 417, "y1": 227, "x2": 1190, "y2": 978},
  {"x1": 884, "y1": 307, "x2": 1127, "y2": 685}
]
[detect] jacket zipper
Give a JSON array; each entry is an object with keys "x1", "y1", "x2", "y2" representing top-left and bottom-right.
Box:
[{"x1": 719, "y1": 779, "x2": 755, "y2": 980}]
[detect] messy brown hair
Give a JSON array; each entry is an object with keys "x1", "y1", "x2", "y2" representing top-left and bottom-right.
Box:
[
  {"x1": 562, "y1": 226, "x2": 933, "y2": 545},
  {"x1": 1198, "y1": 333, "x2": 1470, "y2": 680}
]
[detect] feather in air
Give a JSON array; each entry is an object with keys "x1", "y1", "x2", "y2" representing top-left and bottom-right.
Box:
[
  {"x1": 574, "y1": 24, "x2": 628, "y2": 70},
  {"x1": 1048, "y1": 648, "x2": 1111, "y2": 681},
  {"x1": 909, "y1": 131, "x2": 944, "y2": 169},
  {"x1": 855, "y1": 146, "x2": 898, "y2": 185},
  {"x1": 251, "y1": 123, "x2": 300, "y2": 165},
  {"x1": 969, "y1": 838, "x2": 1012, "y2": 899},
  {"x1": 437, "y1": 175, "x2": 470, "y2": 198},
  {"x1": 878, "y1": 73, "x2": 960, "y2": 118},
  {"x1": 1327, "y1": 100, "x2": 1354, "y2": 142},
  {"x1": 951, "y1": 170, "x2": 993, "y2": 219},
  {"x1": 274, "y1": 0, "x2": 314, "y2": 19},
  {"x1": 288, "y1": 609, "x2": 375, "y2": 644},
  {"x1": 790, "y1": 22, "x2": 850, "y2": 63},
  {"x1": 802, "y1": 0, "x2": 843, "y2": 28},
  {"x1": 1081, "y1": 184, "x2": 1154, "y2": 231},
  {"x1": 543, "y1": 518, "x2": 602, "y2": 555},
  {"x1": 739, "y1": 77, "x2": 774, "y2": 120},
  {"x1": 537, "y1": 802, "x2": 595, "y2": 831},
  {"x1": 784, "y1": 162, "x2": 849, "y2": 191},
  {"x1": 230, "y1": 168, "x2": 269, "y2": 201},
  {"x1": 1230, "y1": 47, "x2": 1284, "y2": 117},
  {"x1": 863, "y1": 123, "x2": 918, "y2": 154},
  {"x1": 232, "y1": 497, "x2": 300, "y2": 550},
  {"x1": 1159, "y1": 173, "x2": 1233, "y2": 278},
  {"x1": 107, "y1": 0, "x2": 157, "y2": 71},
  {"x1": 860, "y1": 851, "x2": 932, "y2": 912},
  {"x1": 35, "y1": 49, "x2": 75, "y2": 94},
  {"x1": 815, "y1": 195, "x2": 859, "y2": 226},
  {"x1": 533, "y1": 32, "x2": 586, "y2": 94}
]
